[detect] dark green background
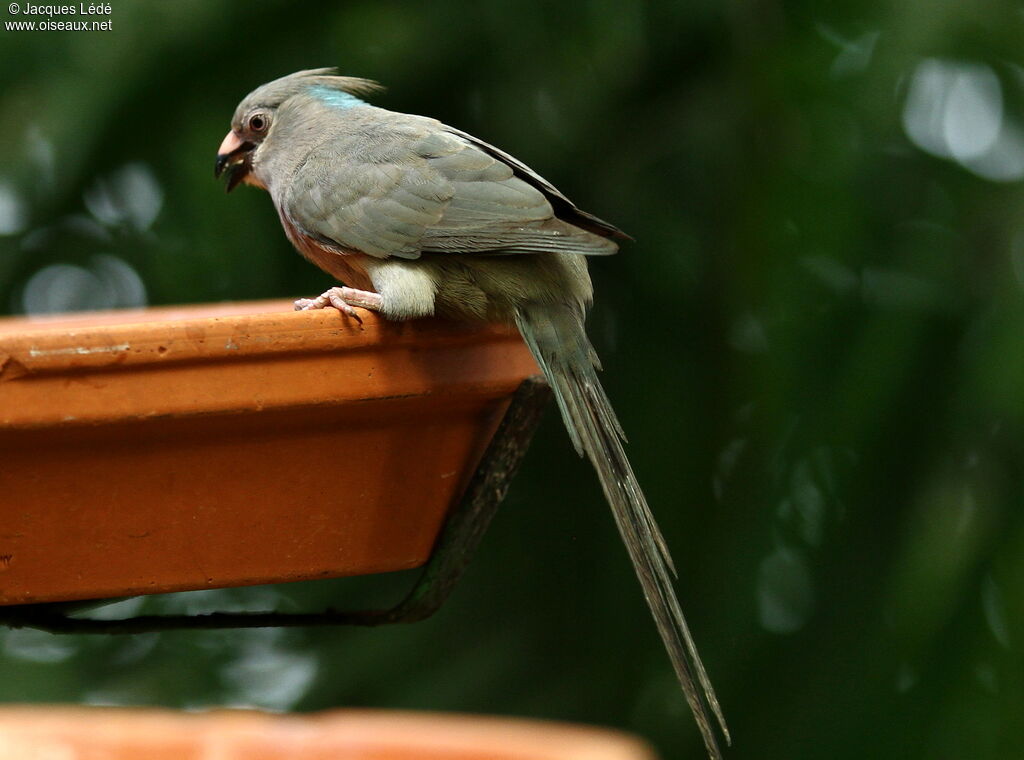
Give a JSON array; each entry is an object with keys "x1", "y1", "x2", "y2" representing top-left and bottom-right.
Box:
[{"x1": 2, "y1": 1, "x2": 1024, "y2": 757}]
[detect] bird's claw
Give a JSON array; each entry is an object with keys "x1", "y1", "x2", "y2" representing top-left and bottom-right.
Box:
[{"x1": 294, "y1": 286, "x2": 384, "y2": 325}]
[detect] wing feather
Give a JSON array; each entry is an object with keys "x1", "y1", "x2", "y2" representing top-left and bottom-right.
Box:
[{"x1": 283, "y1": 111, "x2": 618, "y2": 259}]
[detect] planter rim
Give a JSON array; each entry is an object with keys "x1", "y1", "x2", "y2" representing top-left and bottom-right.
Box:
[
  {"x1": 0, "y1": 706, "x2": 657, "y2": 760},
  {"x1": 0, "y1": 300, "x2": 534, "y2": 427},
  {"x1": 0, "y1": 299, "x2": 520, "y2": 376}
]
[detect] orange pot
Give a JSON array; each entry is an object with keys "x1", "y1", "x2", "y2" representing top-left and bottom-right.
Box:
[
  {"x1": 0, "y1": 302, "x2": 538, "y2": 606},
  {"x1": 0, "y1": 707, "x2": 657, "y2": 760}
]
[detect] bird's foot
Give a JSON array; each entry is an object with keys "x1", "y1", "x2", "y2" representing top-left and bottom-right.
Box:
[{"x1": 294, "y1": 286, "x2": 382, "y2": 323}]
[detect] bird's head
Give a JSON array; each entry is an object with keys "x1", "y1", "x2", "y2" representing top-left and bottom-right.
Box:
[{"x1": 214, "y1": 68, "x2": 382, "y2": 192}]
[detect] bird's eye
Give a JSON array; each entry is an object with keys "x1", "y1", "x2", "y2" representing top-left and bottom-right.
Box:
[{"x1": 248, "y1": 113, "x2": 268, "y2": 132}]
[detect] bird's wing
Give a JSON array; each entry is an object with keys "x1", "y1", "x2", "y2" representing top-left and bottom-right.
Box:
[
  {"x1": 283, "y1": 116, "x2": 617, "y2": 259},
  {"x1": 444, "y1": 126, "x2": 630, "y2": 241},
  {"x1": 281, "y1": 122, "x2": 450, "y2": 260}
]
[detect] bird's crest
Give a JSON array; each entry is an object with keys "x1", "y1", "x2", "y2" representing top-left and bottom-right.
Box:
[
  {"x1": 233, "y1": 68, "x2": 385, "y2": 125},
  {"x1": 286, "y1": 67, "x2": 384, "y2": 98}
]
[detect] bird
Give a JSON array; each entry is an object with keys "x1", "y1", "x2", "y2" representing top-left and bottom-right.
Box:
[{"x1": 215, "y1": 68, "x2": 729, "y2": 759}]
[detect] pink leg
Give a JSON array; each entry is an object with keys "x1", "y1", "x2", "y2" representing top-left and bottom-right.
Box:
[{"x1": 294, "y1": 287, "x2": 383, "y2": 323}]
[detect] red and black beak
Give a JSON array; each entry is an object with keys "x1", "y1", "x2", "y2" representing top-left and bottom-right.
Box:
[{"x1": 214, "y1": 131, "x2": 256, "y2": 193}]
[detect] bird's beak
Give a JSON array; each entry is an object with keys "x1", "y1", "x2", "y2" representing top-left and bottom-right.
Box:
[{"x1": 214, "y1": 131, "x2": 255, "y2": 193}]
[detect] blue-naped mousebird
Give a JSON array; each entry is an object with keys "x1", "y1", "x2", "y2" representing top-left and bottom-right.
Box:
[{"x1": 215, "y1": 68, "x2": 729, "y2": 759}]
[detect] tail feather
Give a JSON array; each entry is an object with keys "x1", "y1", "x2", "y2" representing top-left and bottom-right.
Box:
[{"x1": 515, "y1": 304, "x2": 729, "y2": 760}]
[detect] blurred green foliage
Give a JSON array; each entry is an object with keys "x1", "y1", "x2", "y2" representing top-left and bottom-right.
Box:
[{"x1": 3, "y1": 0, "x2": 1024, "y2": 757}]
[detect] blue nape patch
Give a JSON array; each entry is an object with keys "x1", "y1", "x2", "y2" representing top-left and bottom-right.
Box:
[{"x1": 309, "y1": 85, "x2": 365, "y2": 110}]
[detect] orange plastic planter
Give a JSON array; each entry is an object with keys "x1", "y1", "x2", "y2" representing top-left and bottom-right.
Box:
[
  {"x1": 0, "y1": 708, "x2": 657, "y2": 760},
  {"x1": 0, "y1": 302, "x2": 538, "y2": 606}
]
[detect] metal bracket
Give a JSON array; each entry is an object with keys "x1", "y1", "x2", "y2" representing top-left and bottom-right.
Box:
[{"x1": 1, "y1": 375, "x2": 551, "y2": 635}]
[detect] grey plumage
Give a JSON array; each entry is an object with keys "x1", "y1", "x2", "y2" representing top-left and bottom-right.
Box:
[
  {"x1": 216, "y1": 68, "x2": 728, "y2": 758},
  {"x1": 282, "y1": 105, "x2": 617, "y2": 259}
]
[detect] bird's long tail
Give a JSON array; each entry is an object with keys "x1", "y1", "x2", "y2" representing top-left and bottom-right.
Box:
[{"x1": 515, "y1": 303, "x2": 729, "y2": 760}]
